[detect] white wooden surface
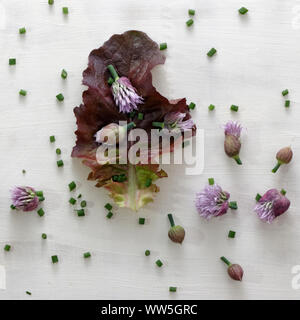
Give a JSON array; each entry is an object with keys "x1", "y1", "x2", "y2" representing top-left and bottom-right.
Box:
[{"x1": 1, "y1": 0, "x2": 300, "y2": 300}]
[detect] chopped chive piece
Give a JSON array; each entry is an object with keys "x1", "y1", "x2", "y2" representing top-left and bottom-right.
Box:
[
  {"x1": 186, "y1": 18, "x2": 194, "y2": 27},
  {"x1": 220, "y1": 256, "x2": 231, "y2": 266},
  {"x1": 208, "y1": 104, "x2": 215, "y2": 111},
  {"x1": 36, "y1": 191, "x2": 43, "y2": 197},
  {"x1": 145, "y1": 178, "x2": 152, "y2": 188},
  {"x1": 238, "y1": 7, "x2": 248, "y2": 15},
  {"x1": 152, "y1": 122, "x2": 164, "y2": 129},
  {"x1": 139, "y1": 217, "x2": 145, "y2": 225},
  {"x1": 188, "y1": 9, "x2": 195, "y2": 16},
  {"x1": 138, "y1": 112, "x2": 144, "y2": 120},
  {"x1": 106, "y1": 212, "x2": 113, "y2": 219},
  {"x1": 61, "y1": 69, "x2": 67, "y2": 79},
  {"x1": 9, "y1": 58, "x2": 16, "y2": 65},
  {"x1": 169, "y1": 286, "x2": 177, "y2": 292},
  {"x1": 255, "y1": 193, "x2": 262, "y2": 201},
  {"x1": 228, "y1": 230, "x2": 236, "y2": 238},
  {"x1": 188, "y1": 102, "x2": 196, "y2": 110},
  {"x1": 208, "y1": 178, "x2": 214, "y2": 185},
  {"x1": 26, "y1": 291, "x2": 32, "y2": 295},
  {"x1": 37, "y1": 208, "x2": 45, "y2": 217},
  {"x1": 77, "y1": 209, "x2": 85, "y2": 217},
  {"x1": 207, "y1": 48, "x2": 217, "y2": 57},
  {"x1": 69, "y1": 197, "x2": 76, "y2": 205},
  {"x1": 281, "y1": 189, "x2": 287, "y2": 195},
  {"x1": 42, "y1": 233, "x2": 47, "y2": 239},
  {"x1": 48, "y1": 0, "x2": 54, "y2": 4},
  {"x1": 4, "y1": 244, "x2": 11, "y2": 251},
  {"x1": 129, "y1": 111, "x2": 136, "y2": 118},
  {"x1": 51, "y1": 255, "x2": 58, "y2": 263},
  {"x1": 77, "y1": 194, "x2": 82, "y2": 199},
  {"x1": 285, "y1": 100, "x2": 290, "y2": 108},
  {"x1": 56, "y1": 148, "x2": 61, "y2": 155},
  {"x1": 108, "y1": 77, "x2": 114, "y2": 85},
  {"x1": 19, "y1": 27, "x2": 26, "y2": 34},
  {"x1": 229, "y1": 201, "x2": 238, "y2": 210},
  {"x1": 62, "y1": 7, "x2": 68, "y2": 14},
  {"x1": 160, "y1": 42, "x2": 167, "y2": 50},
  {"x1": 39, "y1": 196, "x2": 45, "y2": 202},
  {"x1": 10, "y1": 204, "x2": 16, "y2": 210},
  {"x1": 230, "y1": 105, "x2": 239, "y2": 112},
  {"x1": 68, "y1": 181, "x2": 76, "y2": 191},
  {"x1": 83, "y1": 252, "x2": 91, "y2": 259},
  {"x1": 104, "y1": 203, "x2": 112, "y2": 211},
  {"x1": 145, "y1": 250, "x2": 150, "y2": 256},
  {"x1": 49, "y1": 135, "x2": 55, "y2": 143},
  {"x1": 80, "y1": 200, "x2": 87, "y2": 208},
  {"x1": 282, "y1": 89, "x2": 289, "y2": 96},
  {"x1": 22, "y1": 169, "x2": 26, "y2": 174},
  {"x1": 56, "y1": 159, "x2": 64, "y2": 167},
  {"x1": 56, "y1": 93, "x2": 64, "y2": 101},
  {"x1": 156, "y1": 259, "x2": 163, "y2": 267}
]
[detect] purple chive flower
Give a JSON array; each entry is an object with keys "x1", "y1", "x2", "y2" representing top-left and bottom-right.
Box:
[
  {"x1": 11, "y1": 186, "x2": 39, "y2": 212},
  {"x1": 195, "y1": 184, "x2": 230, "y2": 219},
  {"x1": 108, "y1": 65, "x2": 143, "y2": 113},
  {"x1": 254, "y1": 188, "x2": 290, "y2": 223},
  {"x1": 224, "y1": 120, "x2": 242, "y2": 137},
  {"x1": 164, "y1": 112, "x2": 194, "y2": 132},
  {"x1": 223, "y1": 121, "x2": 243, "y2": 165}
]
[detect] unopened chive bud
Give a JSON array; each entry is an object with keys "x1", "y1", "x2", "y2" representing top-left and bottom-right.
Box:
[
  {"x1": 167, "y1": 214, "x2": 185, "y2": 244},
  {"x1": 220, "y1": 256, "x2": 244, "y2": 281},
  {"x1": 272, "y1": 146, "x2": 293, "y2": 173},
  {"x1": 186, "y1": 19, "x2": 194, "y2": 27},
  {"x1": 207, "y1": 48, "x2": 217, "y2": 57},
  {"x1": 160, "y1": 43, "x2": 167, "y2": 50}
]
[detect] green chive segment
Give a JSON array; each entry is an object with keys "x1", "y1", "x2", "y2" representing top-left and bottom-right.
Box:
[
  {"x1": 169, "y1": 286, "x2": 177, "y2": 292},
  {"x1": 139, "y1": 217, "x2": 145, "y2": 225},
  {"x1": 188, "y1": 102, "x2": 196, "y2": 110},
  {"x1": 152, "y1": 122, "x2": 164, "y2": 129},
  {"x1": 156, "y1": 259, "x2": 163, "y2": 267},
  {"x1": 186, "y1": 19, "x2": 194, "y2": 27},
  {"x1": 51, "y1": 255, "x2": 58, "y2": 263},
  {"x1": 56, "y1": 148, "x2": 61, "y2": 155},
  {"x1": 231, "y1": 105, "x2": 239, "y2": 112},
  {"x1": 104, "y1": 203, "x2": 112, "y2": 211},
  {"x1": 228, "y1": 230, "x2": 236, "y2": 238},
  {"x1": 76, "y1": 209, "x2": 85, "y2": 217},
  {"x1": 281, "y1": 189, "x2": 287, "y2": 196},
  {"x1": 4, "y1": 244, "x2": 11, "y2": 251},
  {"x1": 229, "y1": 201, "x2": 238, "y2": 210},
  {"x1": 19, "y1": 27, "x2": 26, "y2": 34},
  {"x1": 255, "y1": 193, "x2": 262, "y2": 202},
  {"x1": 62, "y1": 7, "x2": 68, "y2": 14},
  {"x1": 56, "y1": 93, "x2": 64, "y2": 101},
  {"x1": 145, "y1": 250, "x2": 150, "y2": 256},
  {"x1": 285, "y1": 100, "x2": 290, "y2": 108},
  {"x1": 106, "y1": 212, "x2": 113, "y2": 219},
  {"x1": 48, "y1": 0, "x2": 54, "y2": 4},
  {"x1": 282, "y1": 89, "x2": 289, "y2": 96},
  {"x1": 42, "y1": 233, "x2": 47, "y2": 239},
  {"x1": 160, "y1": 43, "x2": 167, "y2": 51},
  {"x1": 19, "y1": 89, "x2": 27, "y2": 96},
  {"x1": 37, "y1": 208, "x2": 45, "y2": 217},
  {"x1": 208, "y1": 178, "x2": 214, "y2": 185},
  {"x1": 238, "y1": 7, "x2": 248, "y2": 15},
  {"x1": 49, "y1": 135, "x2": 55, "y2": 143},
  {"x1": 68, "y1": 181, "x2": 76, "y2": 191},
  {"x1": 188, "y1": 9, "x2": 195, "y2": 16},
  {"x1": 83, "y1": 252, "x2": 91, "y2": 259},
  {"x1": 56, "y1": 160, "x2": 64, "y2": 167},
  {"x1": 138, "y1": 113, "x2": 144, "y2": 120},
  {"x1": 9, "y1": 58, "x2": 16, "y2": 65},
  {"x1": 207, "y1": 48, "x2": 217, "y2": 57},
  {"x1": 208, "y1": 104, "x2": 215, "y2": 111},
  {"x1": 80, "y1": 200, "x2": 87, "y2": 208},
  {"x1": 69, "y1": 197, "x2": 76, "y2": 205},
  {"x1": 26, "y1": 291, "x2": 32, "y2": 295},
  {"x1": 61, "y1": 69, "x2": 68, "y2": 79}
]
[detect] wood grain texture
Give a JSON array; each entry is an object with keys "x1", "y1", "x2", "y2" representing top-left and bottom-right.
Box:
[{"x1": 1, "y1": 0, "x2": 300, "y2": 299}]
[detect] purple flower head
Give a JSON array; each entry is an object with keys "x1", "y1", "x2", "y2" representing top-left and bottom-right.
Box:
[
  {"x1": 254, "y1": 188, "x2": 290, "y2": 223},
  {"x1": 164, "y1": 112, "x2": 194, "y2": 132},
  {"x1": 195, "y1": 184, "x2": 230, "y2": 219},
  {"x1": 224, "y1": 121, "x2": 242, "y2": 138},
  {"x1": 108, "y1": 65, "x2": 143, "y2": 114},
  {"x1": 11, "y1": 186, "x2": 39, "y2": 212}
]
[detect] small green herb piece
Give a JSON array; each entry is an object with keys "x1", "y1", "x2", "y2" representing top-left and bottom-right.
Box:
[
  {"x1": 83, "y1": 252, "x2": 91, "y2": 259},
  {"x1": 108, "y1": 77, "x2": 114, "y2": 85},
  {"x1": 152, "y1": 122, "x2": 164, "y2": 129},
  {"x1": 104, "y1": 203, "x2": 112, "y2": 211},
  {"x1": 68, "y1": 181, "x2": 76, "y2": 191},
  {"x1": 186, "y1": 19, "x2": 194, "y2": 27},
  {"x1": 26, "y1": 291, "x2": 32, "y2": 295},
  {"x1": 188, "y1": 9, "x2": 195, "y2": 16},
  {"x1": 69, "y1": 197, "x2": 76, "y2": 205},
  {"x1": 208, "y1": 178, "x2": 214, "y2": 185},
  {"x1": 285, "y1": 100, "x2": 290, "y2": 108},
  {"x1": 129, "y1": 111, "x2": 136, "y2": 118},
  {"x1": 61, "y1": 69, "x2": 68, "y2": 79},
  {"x1": 207, "y1": 48, "x2": 217, "y2": 57},
  {"x1": 145, "y1": 250, "x2": 150, "y2": 256},
  {"x1": 80, "y1": 200, "x2": 87, "y2": 208},
  {"x1": 282, "y1": 89, "x2": 289, "y2": 96},
  {"x1": 51, "y1": 255, "x2": 58, "y2": 263},
  {"x1": 9, "y1": 58, "x2": 16, "y2": 65},
  {"x1": 77, "y1": 209, "x2": 85, "y2": 217},
  {"x1": 42, "y1": 233, "x2": 47, "y2": 239},
  {"x1": 62, "y1": 7, "x2": 68, "y2": 14},
  {"x1": 169, "y1": 286, "x2": 177, "y2": 292},
  {"x1": 77, "y1": 194, "x2": 82, "y2": 199},
  {"x1": 208, "y1": 104, "x2": 215, "y2": 111},
  {"x1": 145, "y1": 178, "x2": 152, "y2": 188},
  {"x1": 228, "y1": 230, "x2": 236, "y2": 238},
  {"x1": 22, "y1": 169, "x2": 26, "y2": 174},
  {"x1": 19, "y1": 27, "x2": 26, "y2": 34},
  {"x1": 39, "y1": 196, "x2": 45, "y2": 202},
  {"x1": 37, "y1": 208, "x2": 45, "y2": 217},
  {"x1": 106, "y1": 212, "x2": 113, "y2": 219},
  {"x1": 56, "y1": 93, "x2": 64, "y2": 101},
  {"x1": 255, "y1": 193, "x2": 262, "y2": 201},
  {"x1": 48, "y1": 0, "x2": 54, "y2": 4},
  {"x1": 56, "y1": 160, "x2": 64, "y2": 167},
  {"x1": 281, "y1": 189, "x2": 287, "y2": 196},
  {"x1": 4, "y1": 244, "x2": 11, "y2": 251},
  {"x1": 49, "y1": 135, "x2": 55, "y2": 143},
  {"x1": 160, "y1": 43, "x2": 167, "y2": 50},
  {"x1": 229, "y1": 201, "x2": 238, "y2": 210},
  {"x1": 188, "y1": 102, "x2": 196, "y2": 110},
  {"x1": 10, "y1": 204, "x2": 16, "y2": 210},
  {"x1": 36, "y1": 191, "x2": 43, "y2": 197},
  {"x1": 230, "y1": 105, "x2": 239, "y2": 112},
  {"x1": 56, "y1": 148, "x2": 61, "y2": 155},
  {"x1": 238, "y1": 7, "x2": 248, "y2": 15},
  {"x1": 139, "y1": 217, "x2": 145, "y2": 225},
  {"x1": 156, "y1": 259, "x2": 163, "y2": 267},
  {"x1": 138, "y1": 113, "x2": 144, "y2": 120}
]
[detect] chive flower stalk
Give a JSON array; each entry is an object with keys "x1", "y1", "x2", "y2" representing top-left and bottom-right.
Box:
[
  {"x1": 272, "y1": 146, "x2": 293, "y2": 173},
  {"x1": 11, "y1": 186, "x2": 39, "y2": 212},
  {"x1": 164, "y1": 112, "x2": 194, "y2": 133},
  {"x1": 195, "y1": 184, "x2": 230, "y2": 219},
  {"x1": 254, "y1": 188, "x2": 290, "y2": 223},
  {"x1": 167, "y1": 214, "x2": 185, "y2": 244},
  {"x1": 220, "y1": 256, "x2": 244, "y2": 281},
  {"x1": 107, "y1": 65, "x2": 143, "y2": 113},
  {"x1": 223, "y1": 121, "x2": 243, "y2": 165}
]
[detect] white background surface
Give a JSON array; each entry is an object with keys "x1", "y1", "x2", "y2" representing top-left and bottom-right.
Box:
[{"x1": 1, "y1": 0, "x2": 300, "y2": 300}]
